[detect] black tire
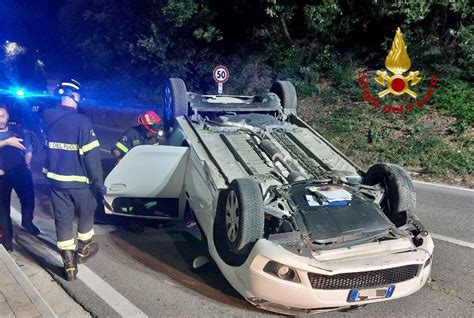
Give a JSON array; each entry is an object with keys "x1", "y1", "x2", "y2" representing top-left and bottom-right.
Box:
[
  {"x1": 270, "y1": 81, "x2": 297, "y2": 115},
  {"x1": 163, "y1": 78, "x2": 188, "y2": 129},
  {"x1": 221, "y1": 178, "x2": 264, "y2": 255},
  {"x1": 364, "y1": 163, "x2": 416, "y2": 227}
]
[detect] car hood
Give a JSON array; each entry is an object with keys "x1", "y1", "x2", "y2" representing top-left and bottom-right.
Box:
[{"x1": 289, "y1": 184, "x2": 392, "y2": 246}]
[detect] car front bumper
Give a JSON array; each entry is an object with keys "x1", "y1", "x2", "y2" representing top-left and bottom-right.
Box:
[{"x1": 226, "y1": 236, "x2": 433, "y2": 315}]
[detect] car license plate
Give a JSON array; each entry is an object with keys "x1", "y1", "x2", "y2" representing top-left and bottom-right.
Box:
[{"x1": 347, "y1": 285, "x2": 395, "y2": 302}]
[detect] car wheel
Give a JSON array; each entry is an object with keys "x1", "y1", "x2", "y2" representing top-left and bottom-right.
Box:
[
  {"x1": 163, "y1": 78, "x2": 188, "y2": 129},
  {"x1": 223, "y1": 178, "x2": 264, "y2": 255},
  {"x1": 270, "y1": 81, "x2": 297, "y2": 115},
  {"x1": 364, "y1": 163, "x2": 416, "y2": 227}
]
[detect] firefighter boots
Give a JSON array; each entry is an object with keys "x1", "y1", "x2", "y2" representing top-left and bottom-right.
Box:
[
  {"x1": 77, "y1": 240, "x2": 99, "y2": 263},
  {"x1": 61, "y1": 250, "x2": 78, "y2": 281}
]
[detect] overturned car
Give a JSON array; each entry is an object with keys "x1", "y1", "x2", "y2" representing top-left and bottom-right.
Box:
[{"x1": 104, "y1": 79, "x2": 433, "y2": 315}]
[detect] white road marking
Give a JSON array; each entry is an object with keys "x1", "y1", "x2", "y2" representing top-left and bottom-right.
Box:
[
  {"x1": 75, "y1": 266, "x2": 148, "y2": 318},
  {"x1": 10, "y1": 207, "x2": 148, "y2": 318},
  {"x1": 431, "y1": 233, "x2": 474, "y2": 249},
  {"x1": 413, "y1": 180, "x2": 474, "y2": 192}
]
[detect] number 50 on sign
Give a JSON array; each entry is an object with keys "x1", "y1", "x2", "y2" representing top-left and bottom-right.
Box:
[
  {"x1": 213, "y1": 65, "x2": 229, "y2": 83},
  {"x1": 213, "y1": 65, "x2": 229, "y2": 94}
]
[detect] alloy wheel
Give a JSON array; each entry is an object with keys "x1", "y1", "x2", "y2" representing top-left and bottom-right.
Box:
[{"x1": 225, "y1": 190, "x2": 239, "y2": 243}]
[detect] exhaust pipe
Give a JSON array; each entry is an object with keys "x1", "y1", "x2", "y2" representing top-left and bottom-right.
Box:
[{"x1": 259, "y1": 139, "x2": 309, "y2": 180}]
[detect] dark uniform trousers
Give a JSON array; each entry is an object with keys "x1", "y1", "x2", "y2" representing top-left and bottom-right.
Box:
[
  {"x1": 51, "y1": 187, "x2": 97, "y2": 248},
  {"x1": 1, "y1": 167, "x2": 35, "y2": 222},
  {"x1": 0, "y1": 175, "x2": 13, "y2": 249},
  {"x1": 0, "y1": 167, "x2": 35, "y2": 249}
]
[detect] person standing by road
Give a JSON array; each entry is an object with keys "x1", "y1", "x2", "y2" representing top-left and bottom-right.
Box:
[
  {"x1": 0, "y1": 106, "x2": 40, "y2": 252},
  {"x1": 42, "y1": 79, "x2": 105, "y2": 280},
  {"x1": 111, "y1": 110, "x2": 164, "y2": 163}
]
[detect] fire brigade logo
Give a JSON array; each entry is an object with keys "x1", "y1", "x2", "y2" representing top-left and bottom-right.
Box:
[
  {"x1": 375, "y1": 28, "x2": 421, "y2": 98},
  {"x1": 357, "y1": 27, "x2": 438, "y2": 114}
]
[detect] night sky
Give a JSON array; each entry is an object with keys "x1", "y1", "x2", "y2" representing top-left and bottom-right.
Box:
[{"x1": 0, "y1": 0, "x2": 63, "y2": 75}]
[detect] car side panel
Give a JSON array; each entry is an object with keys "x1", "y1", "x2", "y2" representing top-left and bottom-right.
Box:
[{"x1": 184, "y1": 147, "x2": 216, "y2": 236}]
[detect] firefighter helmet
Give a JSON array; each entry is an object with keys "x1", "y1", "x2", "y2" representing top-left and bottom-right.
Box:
[
  {"x1": 138, "y1": 111, "x2": 162, "y2": 134},
  {"x1": 54, "y1": 78, "x2": 83, "y2": 102}
]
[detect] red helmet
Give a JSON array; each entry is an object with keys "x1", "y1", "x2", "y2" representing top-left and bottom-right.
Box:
[{"x1": 138, "y1": 111, "x2": 162, "y2": 134}]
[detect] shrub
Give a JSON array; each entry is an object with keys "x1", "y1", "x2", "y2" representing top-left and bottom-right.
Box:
[{"x1": 431, "y1": 78, "x2": 474, "y2": 132}]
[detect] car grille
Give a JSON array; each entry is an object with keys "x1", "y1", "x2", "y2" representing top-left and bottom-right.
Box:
[{"x1": 307, "y1": 265, "x2": 419, "y2": 290}]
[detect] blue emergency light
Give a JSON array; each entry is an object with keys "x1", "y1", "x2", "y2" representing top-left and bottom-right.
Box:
[
  {"x1": 9, "y1": 87, "x2": 27, "y2": 98},
  {"x1": 15, "y1": 89, "x2": 25, "y2": 97}
]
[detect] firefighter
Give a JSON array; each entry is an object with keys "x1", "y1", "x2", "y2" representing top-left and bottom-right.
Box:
[
  {"x1": 110, "y1": 111, "x2": 164, "y2": 232},
  {"x1": 0, "y1": 106, "x2": 40, "y2": 252},
  {"x1": 42, "y1": 79, "x2": 105, "y2": 280},
  {"x1": 111, "y1": 111, "x2": 164, "y2": 163}
]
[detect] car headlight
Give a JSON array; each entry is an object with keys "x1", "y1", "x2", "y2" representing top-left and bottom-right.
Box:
[{"x1": 263, "y1": 261, "x2": 300, "y2": 283}]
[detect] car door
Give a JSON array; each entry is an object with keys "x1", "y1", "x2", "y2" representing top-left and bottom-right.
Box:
[{"x1": 104, "y1": 145, "x2": 189, "y2": 220}]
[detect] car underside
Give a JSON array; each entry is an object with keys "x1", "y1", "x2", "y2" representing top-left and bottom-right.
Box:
[{"x1": 177, "y1": 111, "x2": 429, "y2": 258}]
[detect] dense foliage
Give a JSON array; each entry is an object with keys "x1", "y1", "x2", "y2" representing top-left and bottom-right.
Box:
[{"x1": 57, "y1": 0, "x2": 472, "y2": 92}]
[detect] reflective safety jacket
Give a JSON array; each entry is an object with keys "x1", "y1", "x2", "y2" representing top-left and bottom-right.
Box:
[
  {"x1": 111, "y1": 126, "x2": 163, "y2": 158},
  {"x1": 42, "y1": 106, "x2": 103, "y2": 189}
]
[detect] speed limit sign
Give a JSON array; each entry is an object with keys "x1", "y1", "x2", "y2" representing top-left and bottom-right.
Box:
[{"x1": 213, "y1": 65, "x2": 229, "y2": 84}]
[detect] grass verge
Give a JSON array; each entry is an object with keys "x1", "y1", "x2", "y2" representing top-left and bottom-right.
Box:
[{"x1": 298, "y1": 95, "x2": 473, "y2": 187}]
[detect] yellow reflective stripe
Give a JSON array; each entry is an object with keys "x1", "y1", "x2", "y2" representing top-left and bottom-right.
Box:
[
  {"x1": 78, "y1": 229, "x2": 94, "y2": 241},
  {"x1": 57, "y1": 239, "x2": 76, "y2": 250},
  {"x1": 48, "y1": 142, "x2": 79, "y2": 151},
  {"x1": 121, "y1": 206, "x2": 134, "y2": 213},
  {"x1": 81, "y1": 140, "x2": 100, "y2": 153},
  {"x1": 45, "y1": 171, "x2": 89, "y2": 183},
  {"x1": 115, "y1": 142, "x2": 129, "y2": 154},
  {"x1": 144, "y1": 201, "x2": 158, "y2": 209}
]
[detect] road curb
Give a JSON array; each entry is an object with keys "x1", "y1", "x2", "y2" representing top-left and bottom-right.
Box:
[{"x1": 0, "y1": 245, "x2": 57, "y2": 318}]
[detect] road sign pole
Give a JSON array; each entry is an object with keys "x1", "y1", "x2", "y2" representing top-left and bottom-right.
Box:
[{"x1": 218, "y1": 83, "x2": 223, "y2": 94}]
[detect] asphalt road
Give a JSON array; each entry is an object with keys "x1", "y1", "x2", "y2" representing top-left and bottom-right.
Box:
[{"x1": 9, "y1": 124, "x2": 474, "y2": 317}]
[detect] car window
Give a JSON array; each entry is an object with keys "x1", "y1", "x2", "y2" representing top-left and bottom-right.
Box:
[{"x1": 168, "y1": 127, "x2": 187, "y2": 147}]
